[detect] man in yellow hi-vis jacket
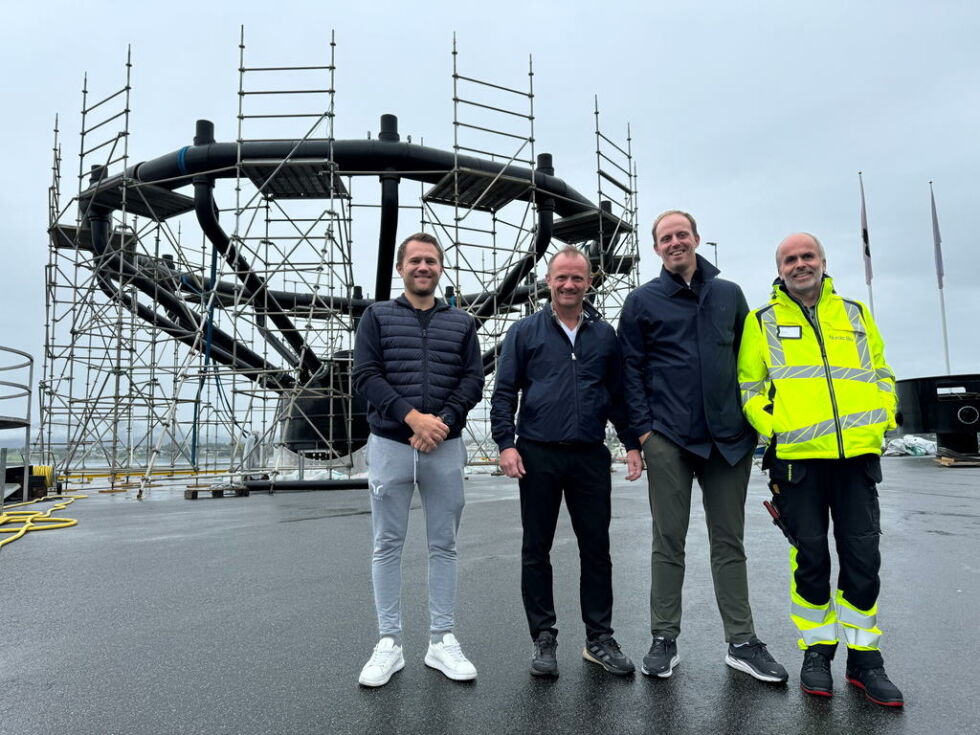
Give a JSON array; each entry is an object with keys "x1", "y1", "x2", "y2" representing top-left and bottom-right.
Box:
[{"x1": 737, "y1": 233, "x2": 903, "y2": 707}]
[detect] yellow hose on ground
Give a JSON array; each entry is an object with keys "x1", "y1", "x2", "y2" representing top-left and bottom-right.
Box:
[{"x1": 0, "y1": 494, "x2": 86, "y2": 550}]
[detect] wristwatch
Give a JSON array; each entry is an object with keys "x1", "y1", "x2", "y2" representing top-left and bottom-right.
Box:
[{"x1": 439, "y1": 410, "x2": 455, "y2": 428}]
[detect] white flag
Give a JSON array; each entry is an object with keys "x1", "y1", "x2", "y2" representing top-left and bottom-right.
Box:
[
  {"x1": 859, "y1": 172, "x2": 872, "y2": 285},
  {"x1": 930, "y1": 182, "x2": 944, "y2": 290}
]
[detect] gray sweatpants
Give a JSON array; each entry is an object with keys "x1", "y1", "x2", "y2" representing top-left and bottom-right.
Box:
[{"x1": 366, "y1": 433, "x2": 466, "y2": 637}]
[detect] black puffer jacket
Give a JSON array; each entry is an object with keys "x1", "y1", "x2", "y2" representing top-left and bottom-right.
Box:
[
  {"x1": 490, "y1": 303, "x2": 638, "y2": 451},
  {"x1": 353, "y1": 295, "x2": 484, "y2": 444}
]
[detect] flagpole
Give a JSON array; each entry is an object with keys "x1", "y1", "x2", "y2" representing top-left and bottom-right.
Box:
[
  {"x1": 858, "y1": 171, "x2": 875, "y2": 315},
  {"x1": 929, "y1": 181, "x2": 951, "y2": 375},
  {"x1": 938, "y1": 287, "x2": 951, "y2": 375}
]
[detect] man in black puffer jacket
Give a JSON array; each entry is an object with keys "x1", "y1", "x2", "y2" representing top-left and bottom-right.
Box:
[
  {"x1": 491, "y1": 246, "x2": 642, "y2": 679},
  {"x1": 352, "y1": 232, "x2": 483, "y2": 688}
]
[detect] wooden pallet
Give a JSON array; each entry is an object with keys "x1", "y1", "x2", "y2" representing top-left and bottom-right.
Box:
[
  {"x1": 184, "y1": 486, "x2": 250, "y2": 500},
  {"x1": 935, "y1": 456, "x2": 980, "y2": 468}
]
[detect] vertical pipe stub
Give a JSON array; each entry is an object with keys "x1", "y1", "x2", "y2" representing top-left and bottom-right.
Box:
[
  {"x1": 378, "y1": 115, "x2": 399, "y2": 142},
  {"x1": 194, "y1": 120, "x2": 215, "y2": 146},
  {"x1": 536, "y1": 153, "x2": 554, "y2": 176},
  {"x1": 88, "y1": 164, "x2": 107, "y2": 186}
]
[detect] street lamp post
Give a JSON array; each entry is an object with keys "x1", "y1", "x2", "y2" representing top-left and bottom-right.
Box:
[{"x1": 705, "y1": 241, "x2": 718, "y2": 265}]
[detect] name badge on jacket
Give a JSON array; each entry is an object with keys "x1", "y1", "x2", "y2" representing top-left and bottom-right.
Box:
[{"x1": 777, "y1": 325, "x2": 802, "y2": 339}]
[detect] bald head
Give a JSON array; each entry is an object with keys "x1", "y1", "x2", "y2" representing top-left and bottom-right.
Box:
[
  {"x1": 775, "y1": 232, "x2": 825, "y2": 267},
  {"x1": 776, "y1": 232, "x2": 827, "y2": 306}
]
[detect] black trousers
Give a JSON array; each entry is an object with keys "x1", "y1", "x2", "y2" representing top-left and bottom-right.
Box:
[
  {"x1": 517, "y1": 438, "x2": 613, "y2": 641},
  {"x1": 769, "y1": 454, "x2": 882, "y2": 612}
]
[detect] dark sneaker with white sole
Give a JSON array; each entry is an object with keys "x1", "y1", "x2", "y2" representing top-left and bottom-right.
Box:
[
  {"x1": 725, "y1": 637, "x2": 789, "y2": 683},
  {"x1": 582, "y1": 635, "x2": 635, "y2": 676},
  {"x1": 531, "y1": 631, "x2": 558, "y2": 677},
  {"x1": 641, "y1": 635, "x2": 679, "y2": 678}
]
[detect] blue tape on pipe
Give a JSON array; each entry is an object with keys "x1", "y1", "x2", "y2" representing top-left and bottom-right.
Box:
[{"x1": 177, "y1": 146, "x2": 189, "y2": 176}]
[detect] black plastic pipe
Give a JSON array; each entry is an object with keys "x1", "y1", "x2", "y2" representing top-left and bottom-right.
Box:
[
  {"x1": 183, "y1": 276, "x2": 374, "y2": 316},
  {"x1": 375, "y1": 172, "x2": 400, "y2": 301},
  {"x1": 190, "y1": 129, "x2": 323, "y2": 381},
  {"x1": 472, "y1": 153, "x2": 556, "y2": 323},
  {"x1": 85, "y1": 204, "x2": 293, "y2": 388},
  {"x1": 110, "y1": 131, "x2": 597, "y2": 219}
]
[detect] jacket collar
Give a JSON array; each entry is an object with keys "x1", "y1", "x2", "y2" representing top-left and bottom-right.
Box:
[
  {"x1": 770, "y1": 274, "x2": 836, "y2": 306},
  {"x1": 658, "y1": 252, "x2": 719, "y2": 295},
  {"x1": 395, "y1": 293, "x2": 450, "y2": 312},
  {"x1": 544, "y1": 300, "x2": 602, "y2": 325}
]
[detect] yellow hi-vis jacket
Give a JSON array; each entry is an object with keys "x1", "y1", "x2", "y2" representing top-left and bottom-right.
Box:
[{"x1": 737, "y1": 276, "x2": 896, "y2": 459}]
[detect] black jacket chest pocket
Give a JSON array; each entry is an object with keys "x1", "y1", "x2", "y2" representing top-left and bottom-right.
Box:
[{"x1": 709, "y1": 309, "x2": 735, "y2": 346}]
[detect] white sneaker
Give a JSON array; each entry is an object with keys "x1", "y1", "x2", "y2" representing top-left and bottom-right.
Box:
[
  {"x1": 358, "y1": 637, "x2": 405, "y2": 687},
  {"x1": 424, "y1": 633, "x2": 477, "y2": 681}
]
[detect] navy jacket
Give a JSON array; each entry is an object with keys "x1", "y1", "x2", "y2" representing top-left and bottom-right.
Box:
[
  {"x1": 490, "y1": 303, "x2": 638, "y2": 452},
  {"x1": 618, "y1": 255, "x2": 756, "y2": 465},
  {"x1": 352, "y1": 295, "x2": 484, "y2": 444}
]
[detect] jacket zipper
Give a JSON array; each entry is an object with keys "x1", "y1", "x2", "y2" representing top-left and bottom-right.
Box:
[
  {"x1": 571, "y1": 340, "x2": 580, "y2": 433},
  {"x1": 553, "y1": 309, "x2": 583, "y2": 436},
  {"x1": 420, "y1": 320, "x2": 430, "y2": 414},
  {"x1": 799, "y1": 299, "x2": 845, "y2": 458}
]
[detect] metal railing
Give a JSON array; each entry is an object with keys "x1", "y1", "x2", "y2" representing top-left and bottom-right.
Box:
[{"x1": 0, "y1": 346, "x2": 33, "y2": 506}]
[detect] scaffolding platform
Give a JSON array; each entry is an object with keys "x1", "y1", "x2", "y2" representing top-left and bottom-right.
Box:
[
  {"x1": 79, "y1": 180, "x2": 196, "y2": 221},
  {"x1": 240, "y1": 159, "x2": 350, "y2": 200},
  {"x1": 551, "y1": 208, "x2": 633, "y2": 244},
  {"x1": 48, "y1": 224, "x2": 135, "y2": 252},
  {"x1": 423, "y1": 168, "x2": 530, "y2": 212},
  {"x1": 588, "y1": 253, "x2": 637, "y2": 275}
]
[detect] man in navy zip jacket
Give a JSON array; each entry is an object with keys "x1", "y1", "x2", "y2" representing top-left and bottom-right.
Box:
[
  {"x1": 491, "y1": 245, "x2": 642, "y2": 678},
  {"x1": 352, "y1": 232, "x2": 484, "y2": 687},
  {"x1": 618, "y1": 210, "x2": 787, "y2": 684}
]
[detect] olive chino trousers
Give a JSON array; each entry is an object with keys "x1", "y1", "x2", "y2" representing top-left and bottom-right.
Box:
[{"x1": 642, "y1": 432, "x2": 756, "y2": 644}]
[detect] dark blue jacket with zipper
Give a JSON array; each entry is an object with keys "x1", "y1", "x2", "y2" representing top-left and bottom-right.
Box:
[
  {"x1": 617, "y1": 254, "x2": 756, "y2": 465},
  {"x1": 352, "y1": 294, "x2": 484, "y2": 444},
  {"x1": 490, "y1": 303, "x2": 638, "y2": 452}
]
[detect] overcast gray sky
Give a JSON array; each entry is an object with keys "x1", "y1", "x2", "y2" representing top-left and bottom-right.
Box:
[{"x1": 3, "y1": 0, "x2": 978, "y2": 383}]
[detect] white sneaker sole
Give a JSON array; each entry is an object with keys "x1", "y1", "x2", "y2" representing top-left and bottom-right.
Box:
[
  {"x1": 641, "y1": 654, "x2": 679, "y2": 678},
  {"x1": 358, "y1": 656, "x2": 405, "y2": 687},
  {"x1": 725, "y1": 654, "x2": 787, "y2": 683},
  {"x1": 424, "y1": 652, "x2": 477, "y2": 681},
  {"x1": 581, "y1": 647, "x2": 635, "y2": 675}
]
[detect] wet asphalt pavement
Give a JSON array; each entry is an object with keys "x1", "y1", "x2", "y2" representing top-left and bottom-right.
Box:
[{"x1": 1, "y1": 456, "x2": 977, "y2": 734}]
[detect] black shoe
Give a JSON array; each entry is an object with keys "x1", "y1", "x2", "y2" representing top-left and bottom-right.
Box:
[
  {"x1": 846, "y1": 665, "x2": 904, "y2": 707},
  {"x1": 800, "y1": 649, "x2": 834, "y2": 697},
  {"x1": 641, "y1": 635, "x2": 679, "y2": 678},
  {"x1": 582, "y1": 635, "x2": 635, "y2": 676},
  {"x1": 531, "y1": 631, "x2": 558, "y2": 677},
  {"x1": 725, "y1": 637, "x2": 789, "y2": 683}
]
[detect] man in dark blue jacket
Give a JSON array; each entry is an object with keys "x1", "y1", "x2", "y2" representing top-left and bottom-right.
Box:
[
  {"x1": 618, "y1": 210, "x2": 787, "y2": 684},
  {"x1": 491, "y1": 246, "x2": 642, "y2": 678},
  {"x1": 352, "y1": 232, "x2": 484, "y2": 687}
]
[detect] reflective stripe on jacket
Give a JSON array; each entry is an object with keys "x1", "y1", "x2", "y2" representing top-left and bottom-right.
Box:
[{"x1": 737, "y1": 276, "x2": 896, "y2": 460}]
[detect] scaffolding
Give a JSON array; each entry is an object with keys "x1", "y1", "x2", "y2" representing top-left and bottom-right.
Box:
[{"x1": 38, "y1": 33, "x2": 639, "y2": 492}]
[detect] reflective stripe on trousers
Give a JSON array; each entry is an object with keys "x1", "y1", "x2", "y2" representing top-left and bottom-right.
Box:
[
  {"x1": 789, "y1": 547, "x2": 838, "y2": 649},
  {"x1": 836, "y1": 589, "x2": 882, "y2": 650}
]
